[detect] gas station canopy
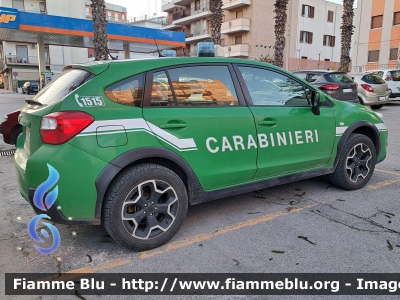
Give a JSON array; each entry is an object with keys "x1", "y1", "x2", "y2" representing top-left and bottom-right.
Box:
[{"x1": 0, "y1": 7, "x2": 186, "y2": 53}]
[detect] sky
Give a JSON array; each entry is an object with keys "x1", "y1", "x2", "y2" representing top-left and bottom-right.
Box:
[{"x1": 105, "y1": 0, "x2": 357, "y2": 21}]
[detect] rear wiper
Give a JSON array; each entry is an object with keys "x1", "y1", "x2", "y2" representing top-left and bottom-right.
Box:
[{"x1": 25, "y1": 98, "x2": 43, "y2": 106}]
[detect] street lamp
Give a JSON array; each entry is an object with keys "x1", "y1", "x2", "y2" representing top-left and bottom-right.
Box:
[{"x1": 318, "y1": 51, "x2": 322, "y2": 69}]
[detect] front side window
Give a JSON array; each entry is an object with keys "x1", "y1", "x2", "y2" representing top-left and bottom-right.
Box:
[
  {"x1": 104, "y1": 74, "x2": 144, "y2": 107},
  {"x1": 167, "y1": 66, "x2": 239, "y2": 106},
  {"x1": 238, "y1": 66, "x2": 310, "y2": 106}
]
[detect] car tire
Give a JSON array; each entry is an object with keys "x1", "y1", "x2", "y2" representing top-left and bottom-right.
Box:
[
  {"x1": 371, "y1": 105, "x2": 384, "y2": 109},
  {"x1": 329, "y1": 133, "x2": 376, "y2": 190},
  {"x1": 12, "y1": 126, "x2": 22, "y2": 145},
  {"x1": 103, "y1": 163, "x2": 188, "y2": 251},
  {"x1": 358, "y1": 97, "x2": 364, "y2": 105}
]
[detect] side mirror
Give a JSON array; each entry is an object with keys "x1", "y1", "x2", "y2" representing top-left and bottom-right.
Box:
[{"x1": 311, "y1": 91, "x2": 321, "y2": 116}]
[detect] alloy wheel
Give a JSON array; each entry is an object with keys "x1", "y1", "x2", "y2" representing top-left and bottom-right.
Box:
[{"x1": 346, "y1": 143, "x2": 372, "y2": 183}]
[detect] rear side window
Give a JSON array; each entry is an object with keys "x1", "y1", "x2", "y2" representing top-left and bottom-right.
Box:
[
  {"x1": 105, "y1": 74, "x2": 144, "y2": 107},
  {"x1": 167, "y1": 66, "x2": 239, "y2": 106},
  {"x1": 390, "y1": 70, "x2": 400, "y2": 81},
  {"x1": 361, "y1": 74, "x2": 385, "y2": 84},
  {"x1": 325, "y1": 73, "x2": 353, "y2": 83},
  {"x1": 33, "y1": 69, "x2": 92, "y2": 105}
]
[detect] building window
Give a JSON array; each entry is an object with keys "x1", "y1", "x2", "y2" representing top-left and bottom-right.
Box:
[
  {"x1": 220, "y1": 39, "x2": 225, "y2": 46},
  {"x1": 12, "y1": 0, "x2": 24, "y2": 11},
  {"x1": 371, "y1": 15, "x2": 383, "y2": 29},
  {"x1": 389, "y1": 48, "x2": 398, "y2": 61},
  {"x1": 301, "y1": 5, "x2": 315, "y2": 18},
  {"x1": 39, "y1": 1, "x2": 46, "y2": 14},
  {"x1": 327, "y1": 10, "x2": 334, "y2": 22},
  {"x1": 235, "y1": 35, "x2": 242, "y2": 44},
  {"x1": 323, "y1": 35, "x2": 335, "y2": 47},
  {"x1": 394, "y1": 12, "x2": 400, "y2": 25},
  {"x1": 325, "y1": 59, "x2": 330, "y2": 61},
  {"x1": 368, "y1": 50, "x2": 379, "y2": 62},
  {"x1": 301, "y1": 56, "x2": 308, "y2": 59},
  {"x1": 195, "y1": 0, "x2": 200, "y2": 11},
  {"x1": 300, "y1": 31, "x2": 313, "y2": 44},
  {"x1": 236, "y1": 10, "x2": 243, "y2": 18}
]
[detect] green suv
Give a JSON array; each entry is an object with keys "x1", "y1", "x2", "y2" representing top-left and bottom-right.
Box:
[{"x1": 15, "y1": 54, "x2": 388, "y2": 251}]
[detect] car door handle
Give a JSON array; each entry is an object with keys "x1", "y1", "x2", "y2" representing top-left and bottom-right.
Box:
[
  {"x1": 258, "y1": 120, "x2": 278, "y2": 126},
  {"x1": 159, "y1": 123, "x2": 187, "y2": 129}
]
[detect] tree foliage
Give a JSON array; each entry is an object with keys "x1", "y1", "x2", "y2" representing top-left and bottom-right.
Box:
[
  {"x1": 91, "y1": 0, "x2": 109, "y2": 61},
  {"x1": 210, "y1": 0, "x2": 224, "y2": 45},
  {"x1": 339, "y1": 0, "x2": 355, "y2": 71},
  {"x1": 274, "y1": 0, "x2": 289, "y2": 68}
]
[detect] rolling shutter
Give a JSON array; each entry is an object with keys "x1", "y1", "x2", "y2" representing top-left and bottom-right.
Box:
[
  {"x1": 389, "y1": 48, "x2": 398, "y2": 61},
  {"x1": 16, "y1": 45, "x2": 28, "y2": 63},
  {"x1": 371, "y1": 15, "x2": 383, "y2": 29},
  {"x1": 394, "y1": 12, "x2": 400, "y2": 25},
  {"x1": 368, "y1": 50, "x2": 379, "y2": 62},
  {"x1": 308, "y1": 32, "x2": 313, "y2": 44}
]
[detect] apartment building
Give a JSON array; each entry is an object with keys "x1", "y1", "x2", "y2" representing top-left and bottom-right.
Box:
[
  {"x1": 161, "y1": 0, "x2": 343, "y2": 70},
  {"x1": 85, "y1": 0, "x2": 127, "y2": 23},
  {"x1": 353, "y1": 0, "x2": 400, "y2": 71}
]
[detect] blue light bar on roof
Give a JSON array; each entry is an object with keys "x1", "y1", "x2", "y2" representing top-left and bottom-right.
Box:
[
  {"x1": 162, "y1": 50, "x2": 177, "y2": 57},
  {"x1": 198, "y1": 42, "x2": 215, "y2": 57}
]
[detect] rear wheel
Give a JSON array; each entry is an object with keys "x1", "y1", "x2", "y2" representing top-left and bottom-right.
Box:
[
  {"x1": 371, "y1": 105, "x2": 383, "y2": 109},
  {"x1": 12, "y1": 126, "x2": 22, "y2": 145},
  {"x1": 103, "y1": 163, "x2": 188, "y2": 251},
  {"x1": 329, "y1": 134, "x2": 376, "y2": 190},
  {"x1": 358, "y1": 97, "x2": 364, "y2": 105}
]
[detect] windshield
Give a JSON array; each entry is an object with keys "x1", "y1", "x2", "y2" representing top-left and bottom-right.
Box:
[
  {"x1": 33, "y1": 69, "x2": 93, "y2": 105},
  {"x1": 390, "y1": 70, "x2": 400, "y2": 81},
  {"x1": 326, "y1": 73, "x2": 353, "y2": 83},
  {"x1": 362, "y1": 74, "x2": 385, "y2": 84}
]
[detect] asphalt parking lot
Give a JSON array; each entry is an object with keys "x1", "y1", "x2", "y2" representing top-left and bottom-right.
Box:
[{"x1": 1, "y1": 93, "x2": 400, "y2": 300}]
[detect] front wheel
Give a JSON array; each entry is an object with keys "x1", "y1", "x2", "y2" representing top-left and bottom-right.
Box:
[
  {"x1": 329, "y1": 133, "x2": 376, "y2": 190},
  {"x1": 371, "y1": 105, "x2": 384, "y2": 109},
  {"x1": 103, "y1": 164, "x2": 188, "y2": 251}
]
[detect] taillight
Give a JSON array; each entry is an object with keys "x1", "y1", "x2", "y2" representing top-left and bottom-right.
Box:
[
  {"x1": 385, "y1": 75, "x2": 392, "y2": 81},
  {"x1": 320, "y1": 84, "x2": 341, "y2": 90},
  {"x1": 361, "y1": 84, "x2": 374, "y2": 93},
  {"x1": 40, "y1": 111, "x2": 94, "y2": 145}
]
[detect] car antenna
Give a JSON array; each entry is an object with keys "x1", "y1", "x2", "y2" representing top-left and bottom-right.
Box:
[{"x1": 154, "y1": 39, "x2": 165, "y2": 57}]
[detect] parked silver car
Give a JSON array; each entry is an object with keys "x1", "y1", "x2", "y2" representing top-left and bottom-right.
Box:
[{"x1": 348, "y1": 73, "x2": 390, "y2": 109}]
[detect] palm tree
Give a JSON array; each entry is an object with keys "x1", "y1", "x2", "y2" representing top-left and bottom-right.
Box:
[
  {"x1": 339, "y1": 0, "x2": 355, "y2": 71},
  {"x1": 91, "y1": 0, "x2": 109, "y2": 60},
  {"x1": 210, "y1": 0, "x2": 224, "y2": 45},
  {"x1": 273, "y1": 0, "x2": 289, "y2": 68}
]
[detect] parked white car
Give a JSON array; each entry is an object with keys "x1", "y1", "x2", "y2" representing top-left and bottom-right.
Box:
[{"x1": 366, "y1": 69, "x2": 400, "y2": 100}]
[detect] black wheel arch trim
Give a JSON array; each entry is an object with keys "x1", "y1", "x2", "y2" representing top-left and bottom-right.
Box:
[
  {"x1": 94, "y1": 147, "x2": 204, "y2": 220},
  {"x1": 334, "y1": 120, "x2": 380, "y2": 169}
]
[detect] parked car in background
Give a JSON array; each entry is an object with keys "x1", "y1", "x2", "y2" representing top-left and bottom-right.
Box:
[
  {"x1": 348, "y1": 73, "x2": 390, "y2": 109},
  {"x1": 292, "y1": 70, "x2": 358, "y2": 103},
  {"x1": 367, "y1": 69, "x2": 400, "y2": 100},
  {"x1": 22, "y1": 82, "x2": 39, "y2": 95},
  {"x1": 0, "y1": 110, "x2": 21, "y2": 145}
]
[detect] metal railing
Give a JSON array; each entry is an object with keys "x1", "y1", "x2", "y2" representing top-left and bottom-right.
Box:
[
  {"x1": 188, "y1": 28, "x2": 210, "y2": 38},
  {"x1": 172, "y1": 2, "x2": 210, "y2": 21},
  {"x1": 162, "y1": 0, "x2": 174, "y2": 4},
  {"x1": 351, "y1": 63, "x2": 400, "y2": 73},
  {"x1": 3, "y1": 55, "x2": 50, "y2": 64}
]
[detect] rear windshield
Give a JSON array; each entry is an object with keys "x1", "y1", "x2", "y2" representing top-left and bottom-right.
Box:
[
  {"x1": 361, "y1": 74, "x2": 385, "y2": 84},
  {"x1": 390, "y1": 70, "x2": 400, "y2": 81},
  {"x1": 32, "y1": 69, "x2": 93, "y2": 105},
  {"x1": 325, "y1": 73, "x2": 353, "y2": 83}
]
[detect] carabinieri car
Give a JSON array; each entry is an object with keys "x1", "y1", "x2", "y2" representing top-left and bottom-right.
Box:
[{"x1": 15, "y1": 46, "x2": 388, "y2": 251}]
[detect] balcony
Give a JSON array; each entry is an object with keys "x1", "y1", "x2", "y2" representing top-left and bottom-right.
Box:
[
  {"x1": 173, "y1": 0, "x2": 193, "y2": 5},
  {"x1": 162, "y1": 0, "x2": 176, "y2": 12},
  {"x1": 222, "y1": 0, "x2": 251, "y2": 10},
  {"x1": 172, "y1": 3, "x2": 211, "y2": 26},
  {"x1": 223, "y1": 44, "x2": 249, "y2": 57},
  {"x1": 186, "y1": 28, "x2": 211, "y2": 43},
  {"x1": 3, "y1": 55, "x2": 50, "y2": 66},
  {"x1": 163, "y1": 19, "x2": 183, "y2": 30},
  {"x1": 221, "y1": 18, "x2": 250, "y2": 34},
  {"x1": 106, "y1": 16, "x2": 127, "y2": 23}
]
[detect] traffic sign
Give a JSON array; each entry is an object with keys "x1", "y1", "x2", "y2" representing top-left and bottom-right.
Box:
[
  {"x1": 13, "y1": 71, "x2": 18, "y2": 76},
  {"x1": 41, "y1": 71, "x2": 54, "y2": 76}
]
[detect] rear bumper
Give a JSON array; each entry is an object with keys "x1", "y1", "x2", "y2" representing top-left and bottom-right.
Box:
[
  {"x1": 0, "y1": 124, "x2": 13, "y2": 144},
  {"x1": 27, "y1": 188, "x2": 100, "y2": 225},
  {"x1": 389, "y1": 93, "x2": 400, "y2": 98},
  {"x1": 360, "y1": 94, "x2": 389, "y2": 106}
]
